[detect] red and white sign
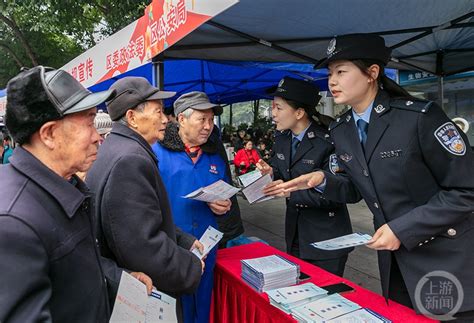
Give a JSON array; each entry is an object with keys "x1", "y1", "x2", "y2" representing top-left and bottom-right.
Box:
[{"x1": 61, "y1": 0, "x2": 238, "y2": 88}]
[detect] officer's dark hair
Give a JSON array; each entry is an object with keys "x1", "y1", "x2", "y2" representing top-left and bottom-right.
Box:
[
  {"x1": 283, "y1": 98, "x2": 333, "y2": 128},
  {"x1": 352, "y1": 59, "x2": 412, "y2": 98}
]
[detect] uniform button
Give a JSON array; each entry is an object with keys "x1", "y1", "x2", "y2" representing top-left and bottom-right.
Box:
[
  {"x1": 374, "y1": 202, "x2": 379, "y2": 209},
  {"x1": 329, "y1": 212, "x2": 335, "y2": 217},
  {"x1": 447, "y1": 228, "x2": 457, "y2": 236},
  {"x1": 424, "y1": 240, "x2": 429, "y2": 244},
  {"x1": 430, "y1": 237, "x2": 435, "y2": 240},
  {"x1": 286, "y1": 169, "x2": 290, "y2": 172},
  {"x1": 418, "y1": 242, "x2": 423, "y2": 247},
  {"x1": 363, "y1": 169, "x2": 369, "y2": 177}
]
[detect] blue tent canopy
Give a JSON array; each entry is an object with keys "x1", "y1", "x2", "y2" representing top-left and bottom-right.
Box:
[{"x1": 88, "y1": 59, "x2": 397, "y2": 107}]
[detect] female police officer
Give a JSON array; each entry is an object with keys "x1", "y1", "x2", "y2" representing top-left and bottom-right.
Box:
[
  {"x1": 257, "y1": 76, "x2": 355, "y2": 276},
  {"x1": 278, "y1": 34, "x2": 474, "y2": 320}
]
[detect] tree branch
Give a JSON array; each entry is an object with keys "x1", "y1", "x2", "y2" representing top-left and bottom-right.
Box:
[
  {"x1": 0, "y1": 43, "x2": 24, "y2": 68},
  {"x1": 0, "y1": 12, "x2": 38, "y2": 66}
]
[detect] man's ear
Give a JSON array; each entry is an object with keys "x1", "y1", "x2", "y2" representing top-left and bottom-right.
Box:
[
  {"x1": 38, "y1": 120, "x2": 61, "y2": 150},
  {"x1": 125, "y1": 109, "x2": 138, "y2": 128},
  {"x1": 177, "y1": 113, "x2": 186, "y2": 127}
]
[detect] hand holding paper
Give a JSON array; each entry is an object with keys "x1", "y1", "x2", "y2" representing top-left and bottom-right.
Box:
[
  {"x1": 191, "y1": 226, "x2": 224, "y2": 260},
  {"x1": 184, "y1": 180, "x2": 239, "y2": 202},
  {"x1": 311, "y1": 232, "x2": 373, "y2": 250}
]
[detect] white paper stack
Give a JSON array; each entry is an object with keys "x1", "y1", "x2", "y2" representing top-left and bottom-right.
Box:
[
  {"x1": 266, "y1": 283, "x2": 328, "y2": 314},
  {"x1": 241, "y1": 255, "x2": 300, "y2": 292},
  {"x1": 291, "y1": 293, "x2": 361, "y2": 322}
]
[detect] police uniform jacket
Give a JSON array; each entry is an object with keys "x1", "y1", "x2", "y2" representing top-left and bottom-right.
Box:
[
  {"x1": 271, "y1": 122, "x2": 354, "y2": 260},
  {"x1": 323, "y1": 90, "x2": 474, "y2": 313},
  {"x1": 0, "y1": 147, "x2": 122, "y2": 322}
]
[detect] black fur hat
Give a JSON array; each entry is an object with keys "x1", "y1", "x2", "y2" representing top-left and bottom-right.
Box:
[{"x1": 6, "y1": 66, "x2": 115, "y2": 145}]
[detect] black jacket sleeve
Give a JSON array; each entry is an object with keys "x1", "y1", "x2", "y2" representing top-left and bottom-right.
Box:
[
  {"x1": 101, "y1": 154, "x2": 202, "y2": 295},
  {"x1": 0, "y1": 216, "x2": 52, "y2": 322}
]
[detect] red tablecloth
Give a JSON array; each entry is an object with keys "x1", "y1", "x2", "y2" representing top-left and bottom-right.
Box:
[{"x1": 210, "y1": 242, "x2": 436, "y2": 323}]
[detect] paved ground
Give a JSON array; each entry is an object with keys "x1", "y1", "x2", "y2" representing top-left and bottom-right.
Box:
[{"x1": 237, "y1": 195, "x2": 382, "y2": 294}]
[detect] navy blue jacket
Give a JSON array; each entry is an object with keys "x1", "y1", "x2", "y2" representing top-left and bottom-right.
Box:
[
  {"x1": 0, "y1": 147, "x2": 121, "y2": 323},
  {"x1": 324, "y1": 90, "x2": 474, "y2": 313},
  {"x1": 271, "y1": 122, "x2": 354, "y2": 260}
]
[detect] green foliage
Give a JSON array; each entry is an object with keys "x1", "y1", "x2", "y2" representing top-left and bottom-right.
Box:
[{"x1": 0, "y1": 0, "x2": 148, "y2": 87}]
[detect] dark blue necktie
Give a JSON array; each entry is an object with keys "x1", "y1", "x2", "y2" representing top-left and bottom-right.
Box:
[
  {"x1": 357, "y1": 119, "x2": 369, "y2": 147},
  {"x1": 291, "y1": 137, "x2": 300, "y2": 160}
]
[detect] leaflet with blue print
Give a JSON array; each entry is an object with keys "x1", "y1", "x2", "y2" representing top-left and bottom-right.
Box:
[
  {"x1": 238, "y1": 169, "x2": 263, "y2": 187},
  {"x1": 241, "y1": 174, "x2": 274, "y2": 204},
  {"x1": 191, "y1": 225, "x2": 223, "y2": 260},
  {"x1": 184, "y1": 179, "x2": 240, "y2": 202},
  {"x1": 110, "y1": 271, "x2": 177, "y2": 323},
  {"x1": 311, "y1": 233, "x2": 372, "y2": 251},
  {"x1": 267, "y1": 282, "x2": 328, "y2": 313},
  {"x1": 291, "y1": 293, "x2": 361, "y2": 322}
]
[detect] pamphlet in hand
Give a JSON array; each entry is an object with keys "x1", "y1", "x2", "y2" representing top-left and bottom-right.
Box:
[
  {"x1": 241, "y1": 174, "x2": 274, "y2": 204},
  {"x1": 311, "y1": 232, "x2": 372, "y2": 251},
  {"x1": 110, "y1": 272, "x2": 177, "y2": 323},
  {"x1": 238, "y1": 170, "x2": 263, "y2": 187},
  {"x1": 191, "y1": 225, "x2": 224, "y2": 260},
  {"x1": 184, "y1": 180, "x2": 240, "y2": 202}
]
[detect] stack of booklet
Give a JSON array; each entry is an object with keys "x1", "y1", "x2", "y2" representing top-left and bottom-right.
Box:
[
  {"x1": 241, "y1": 255, "x2": 300, "y2": 292},
  {"x1": 266, "y1": 283, "x2": 328, "y2": 314}
]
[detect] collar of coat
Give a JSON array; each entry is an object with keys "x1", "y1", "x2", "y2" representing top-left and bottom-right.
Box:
[
  {"x1": 110, "y1": 122, "x2": 158, "y2": 163},
  {"x1": 160, "y1": 122, "x2": 218, "y2": 154},
  {"x1": 9, "y1": 147, "x2": 90, "y2": 218}
]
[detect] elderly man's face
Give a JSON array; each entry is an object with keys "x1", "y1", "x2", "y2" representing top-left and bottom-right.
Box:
[
  {"x1": 55, "y1": 107, "x2": 101, "y2": 175},
  {"x1": 179, "y1": 109, "x2": 214, "y2": 146},
  {"x1": 133, "y1": 100, "x2": 169, "y2": 144}
]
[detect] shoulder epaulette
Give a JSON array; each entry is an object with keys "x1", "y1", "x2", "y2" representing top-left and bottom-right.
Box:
[{"x1": 390, "y1": 98, "x2": 433, "y2": 113}]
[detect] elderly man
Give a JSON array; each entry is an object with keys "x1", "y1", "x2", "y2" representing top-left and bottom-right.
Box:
[
  {"x1": 0, "y1": 66, "x2": 152, "y2": 322},
  {"x1": 86, "y1": 77, "x2": 203, "y2": 320},
  {"x1": 153, "y1": 91, "x2": 232, "y2": 323}
]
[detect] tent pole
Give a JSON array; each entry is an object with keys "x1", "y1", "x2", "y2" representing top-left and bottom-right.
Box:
[
  {"x1": 229, "y1": 104, "x2": 233, "y2": 128},
  {"x1": 206, "y1": 21, "x2": 319, "y2": 65},
  {"x1": 436, "y1": 51, "x2": 444, "y2": 110},
  {"x1": 152, "y1": 57, "x2": 165, "y2": 90},
  {"x1": 390, "y1": 11, "x2": 474, "y2": 50},
  {"x1": 438, "y1": 76, "x2": 445, "y2": 110}
]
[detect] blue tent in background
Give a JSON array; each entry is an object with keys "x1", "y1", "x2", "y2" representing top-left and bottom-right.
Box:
[
  {"x1": 0, "y1": 60, "x2": 397, "y2": 110},
  {"x1": 88, "y1": 59, "x2": 397, "y2": 108}
]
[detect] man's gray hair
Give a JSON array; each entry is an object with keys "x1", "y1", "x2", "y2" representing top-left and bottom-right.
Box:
[
  {"x1": 180, "y1": 108, "x2": 195, "y2": 119},
  {"x1": 117, "y1": 102, "x2": 147, "y2": 126}
]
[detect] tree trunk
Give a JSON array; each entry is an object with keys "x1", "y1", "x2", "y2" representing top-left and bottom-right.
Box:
[
  {"x1": 0, "y1": 12, "x2": 38, "y2": 66},
  {"x1": 0, "y1": 43, "x2": 24, "y2": 67}
]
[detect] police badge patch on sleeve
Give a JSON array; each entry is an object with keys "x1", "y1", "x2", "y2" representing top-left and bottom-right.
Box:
[
  {"x1": 329, "y1": 154, "x2": 341, "y2": 174},
  {"x1": 434, "y1": 122, "x2": 466, "y2": 156}
]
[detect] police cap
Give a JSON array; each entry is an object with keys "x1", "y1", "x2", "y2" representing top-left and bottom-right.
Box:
[
  {"x1": 267, "y1": 76, "x2": 322, "y2": 111},
  {"x1": 316, "y1": 33, "x2": 392, "y2": 68}
]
